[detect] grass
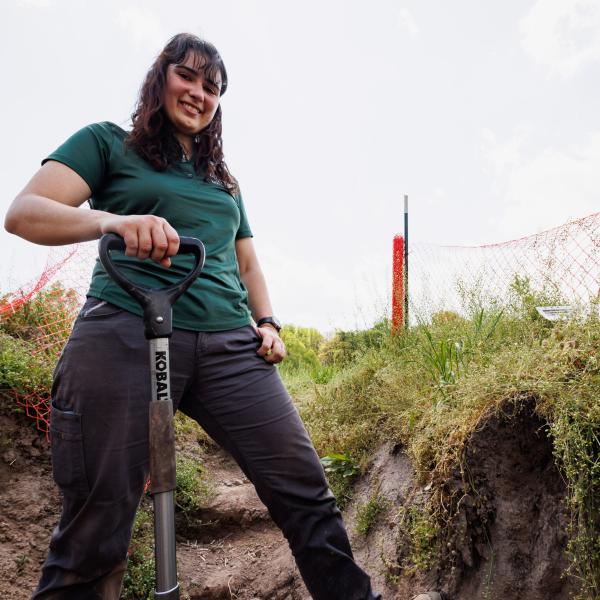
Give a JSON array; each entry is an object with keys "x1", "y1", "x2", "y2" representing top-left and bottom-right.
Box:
[
  {"x1": 1, "y1": 278, "x2": 597, "y2": 597},
  {"x1": 279, "y1": 281, "x2": 600, "y2": 598}
]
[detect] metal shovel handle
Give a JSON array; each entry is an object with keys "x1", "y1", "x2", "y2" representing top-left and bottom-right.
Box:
[{"x1": 98, "y1": 233, "x2": 205, "y2": 339}]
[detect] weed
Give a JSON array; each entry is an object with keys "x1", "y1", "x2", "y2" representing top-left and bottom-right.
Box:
[
  {"x1": 320, "y1": 453, "x2": 360, "y2": 509},
  {"x1": 310, "y1": 364, "x2": 336, "y2": 384},
  {"x1": 123, "y1": 505, "x2": 155, "y2": 600},
  {"x1": 397, "y1": 504, "x2": 439, "y2": 572},
  {"x1": 15, "y1": 553, "x2": 30, "y2": 575},
  {"x1": 355, "y1": 490, "x2": 388, "y2": 536},
  {"x1": 175, "y1": 455, "x2": 213, "y2": 517}
]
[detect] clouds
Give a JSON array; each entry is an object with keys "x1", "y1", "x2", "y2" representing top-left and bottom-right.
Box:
[
  {"x1": 482, "y1": 126, "x2": 600, "y2": 237},
  {"x1": 115, "y1": 6, "x2": 165, "y2": 52},
  {"x1": 503, "y1": 132, "x2": 600, "y2": 229},
  {"x1": 14, "y1": 0, "x2": 53, "y2": 7},
  {"x1": 397, "y1": 8, "x2": 420, "y2": 39},
  {"x1": 520, "y1": 0, "x2": 600, "y2": 76}
]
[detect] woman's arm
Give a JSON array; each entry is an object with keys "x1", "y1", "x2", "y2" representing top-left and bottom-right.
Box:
[
  {"x1": 5, "y1": 161, "x2": 180, "y2": 266},
  {"x1": 236, "y1": 237, "x2": 286, "y2": 363}
]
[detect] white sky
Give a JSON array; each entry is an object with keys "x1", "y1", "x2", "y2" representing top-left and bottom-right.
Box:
[{"x1": 1, "y1": 0, "x2": 599, "y2": 331}]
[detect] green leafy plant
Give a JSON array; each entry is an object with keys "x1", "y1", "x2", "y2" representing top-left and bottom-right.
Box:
[
  {"x1": 420, "y1": 329, "x2": 464, "y2": 388},
  {"x1": 320, "y1": 452, "x2": 359, "y2": 479},
  {"x1": 15, "y1": 553, "x2": 30, "y2": 575},
  {"x1": 0, "y1": 333, "x2": 53, "y2": 397},
  {"x1": 310, "y1": 364, "x2": 336, "y2": 384},
  {"x1": 320, "y1": 452, "x2": 360, "y2": 509}
]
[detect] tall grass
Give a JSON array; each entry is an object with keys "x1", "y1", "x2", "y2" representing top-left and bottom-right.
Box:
[{"x1": 280, "y1": 280, "x2": 600, "y2": 598}]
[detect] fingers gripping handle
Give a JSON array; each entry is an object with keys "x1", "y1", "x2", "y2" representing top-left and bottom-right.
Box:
[{"x1": 98, "y1": 233, "x2": 205, "y2": 339}]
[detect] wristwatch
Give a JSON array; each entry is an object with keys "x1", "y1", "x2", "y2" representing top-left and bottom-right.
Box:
[{"x1": 256, "y1": 316, "x2": 282, "y2": 333}]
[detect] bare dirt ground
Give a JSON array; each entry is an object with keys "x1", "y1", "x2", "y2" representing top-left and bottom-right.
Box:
[{"x1": 0, "y1": 398, "x2": 581, "y2": 599}]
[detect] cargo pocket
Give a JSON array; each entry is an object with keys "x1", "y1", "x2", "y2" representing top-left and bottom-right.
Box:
[{"x1": 50, "y1": 402, "x2": 90, "y2": 496}]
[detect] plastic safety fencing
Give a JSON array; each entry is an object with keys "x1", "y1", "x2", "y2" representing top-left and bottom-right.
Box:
[
  {"x1": 1, "y1": 242, "x2": 97, "y2": 434},
  {"x1": 400, "y1": 212, "x2": 600, "y2": 325},
  {"x1": 4, "y1": 212, "x2": 600, "y2": 432}
]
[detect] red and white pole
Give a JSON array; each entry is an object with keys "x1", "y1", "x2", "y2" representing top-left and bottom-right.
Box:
[{"x1": 392, "y1": 195, "x2": 409, "y2": 331}]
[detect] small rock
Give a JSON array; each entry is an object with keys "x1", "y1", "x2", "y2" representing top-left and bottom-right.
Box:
[{"x1": 2, "y1": 449, "x2": 17, "y2": 464}]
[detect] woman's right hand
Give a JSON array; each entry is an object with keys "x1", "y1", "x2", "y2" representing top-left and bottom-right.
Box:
[{"x1": 99, "y1": 214, "x2": 180, "y2": 268}]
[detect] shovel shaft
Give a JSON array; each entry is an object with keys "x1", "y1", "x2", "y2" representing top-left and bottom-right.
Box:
[
  {"x1": 148, "y1": 337, "x2": 179, "y2": 597},
  {"x1": 154, "y1": 491, "x2": 179, "y2": 598}
]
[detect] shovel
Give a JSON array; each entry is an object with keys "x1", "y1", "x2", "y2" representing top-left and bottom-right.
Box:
[{"x1": 99, "y1": 232, "x2": 205, "y2": 600}]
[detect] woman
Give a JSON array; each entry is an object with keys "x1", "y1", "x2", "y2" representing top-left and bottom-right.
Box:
[{"x1": 5, "y1": 33, "x2": 382, "y2": 600}]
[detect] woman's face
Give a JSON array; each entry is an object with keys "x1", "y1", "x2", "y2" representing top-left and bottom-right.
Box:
[{"x1": 163, "y1": 52, "x2": 222, "y2": 146}]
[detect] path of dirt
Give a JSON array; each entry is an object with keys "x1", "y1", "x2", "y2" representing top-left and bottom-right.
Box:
[{"x1": 0, "y1": 404, "x2": 310, "y2": 600}]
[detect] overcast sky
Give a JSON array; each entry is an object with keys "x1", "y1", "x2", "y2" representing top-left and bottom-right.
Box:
[{"x1": 1, "y1": 0, "x2": 599, "y2": 331}]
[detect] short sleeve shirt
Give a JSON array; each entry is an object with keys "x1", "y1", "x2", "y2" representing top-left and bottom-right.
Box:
[{"x1": 43, "y1": 121, "x2": 253, "y2": 331}]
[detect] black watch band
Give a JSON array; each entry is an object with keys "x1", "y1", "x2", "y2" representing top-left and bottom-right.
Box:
[{"x1": 256, "y1": 316, "x2": 282, "y2": 332}]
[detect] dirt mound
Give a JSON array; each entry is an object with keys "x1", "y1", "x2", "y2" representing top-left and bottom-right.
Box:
[
  {"x1": 343, "y1": 399, "x2": 580, "y2": 600},
  {"x1": 0, "y1": 397, "x2": 581, "y2": 600},
  {"x1": 344, "y1": 442, "x2": 422, "y2": 600}
]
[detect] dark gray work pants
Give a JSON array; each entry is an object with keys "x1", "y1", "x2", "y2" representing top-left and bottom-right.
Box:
[{"x1": 32, "y1": 297, "x2": 379, "y2": 600}]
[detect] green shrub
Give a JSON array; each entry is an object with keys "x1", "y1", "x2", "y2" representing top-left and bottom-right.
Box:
[
  {"x1": 318, "y1": 320, "x2": 389, "y2": 368},
  {"x1": 0, "y1": 283, "x2": 79, "y2": 355},
  {"x1": 0, "y1": 333, "x2": 53, "y2": 396},
  {"x1": 279, "y1": 325, "x2": 324, "y2": 373}
]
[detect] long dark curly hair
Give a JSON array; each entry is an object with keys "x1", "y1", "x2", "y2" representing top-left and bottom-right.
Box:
[{"x1": 126, "y1": 33, "x2": 238, "y2": 194}]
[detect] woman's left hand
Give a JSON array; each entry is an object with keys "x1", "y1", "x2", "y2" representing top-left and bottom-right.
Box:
[{"x1": 255, "y1": 325, "x2": 286, "y2": 364}]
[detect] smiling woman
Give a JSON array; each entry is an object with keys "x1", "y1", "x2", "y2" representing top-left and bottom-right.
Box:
[
  {"x1": 126, "y1": 34, "x2": 236, "y2": 192},
  {"x1": 4, "y1": 32, "x2": 382, "y2": 600}
]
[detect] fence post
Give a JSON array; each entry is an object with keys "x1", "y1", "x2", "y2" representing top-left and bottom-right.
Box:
[
  {"x1": 404, "y1": 194, "x2": 409, "y2": 329},
  {"x1": 392, "y1": 235, "x2": 404, "y2": 331}
]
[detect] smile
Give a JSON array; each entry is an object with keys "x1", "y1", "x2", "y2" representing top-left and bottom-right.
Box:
[{"x1": 179, "y1": 101, "x2": 201, "y2": 115}]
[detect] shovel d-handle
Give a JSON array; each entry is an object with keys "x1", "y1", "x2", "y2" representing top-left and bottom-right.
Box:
[{"x1": 98, "y1": 233, "x2": 205, "y2": 339}]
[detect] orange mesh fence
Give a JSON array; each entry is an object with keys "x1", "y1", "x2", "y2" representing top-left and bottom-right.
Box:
[
  {"x1": 1, "y1": 241, "x2": 97, "y2": 434},
  {"x1": 405, "y1": 212, "x2": 600, "y2": 323},
  {"x1": 3, "y1": 212, "x2": 600, "y2": 433}
]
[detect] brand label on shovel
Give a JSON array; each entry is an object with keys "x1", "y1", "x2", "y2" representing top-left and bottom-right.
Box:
[{"x1": 150, "y1": 338, "x2": 171, "y2": 402}]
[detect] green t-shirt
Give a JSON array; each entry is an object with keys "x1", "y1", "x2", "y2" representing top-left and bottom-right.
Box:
[{"x1": 43, "y1": 121, "x2": 253, "y2": 331}]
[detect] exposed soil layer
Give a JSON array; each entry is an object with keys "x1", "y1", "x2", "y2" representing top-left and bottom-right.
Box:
[
  {"x1": 0, "y1": 397, "x2": 581, "y2": 600},
  {"x1": 339, "y1": 400, "x2": 581, "y2": 600},
  {"x1": 0, "y1": 408, "x2": 61, "y2": 600},
  {"x1": 442, "y1": 400, "x2": 578, "y2": 600}
]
